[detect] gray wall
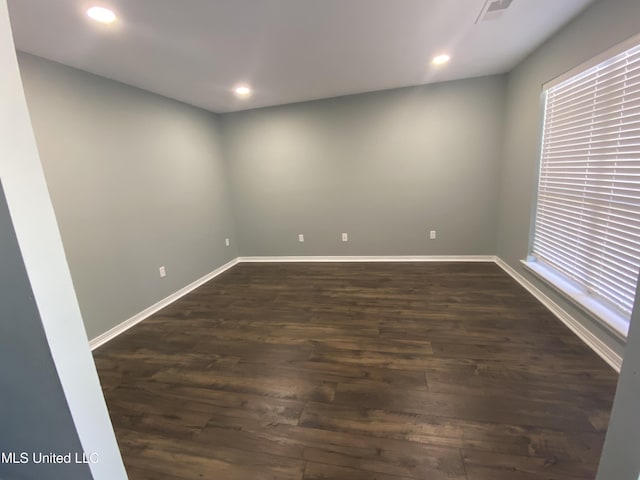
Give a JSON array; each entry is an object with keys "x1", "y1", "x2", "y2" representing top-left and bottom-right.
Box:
[
  {"x1": 222, "y1": 76, "x2": 506, "y2": 256},
  {"x1": 0, "y1": 182, "x2": 90, "y2": 480},
  {"x1": 18, "y1": 53, "x2": 238, "y2": 340},
  {"x1": 495, "y1": 0, "x2": 640, "y2": 359},
  {"x1": 598, "y1": 280, "x2": 640, "y2": 478}
]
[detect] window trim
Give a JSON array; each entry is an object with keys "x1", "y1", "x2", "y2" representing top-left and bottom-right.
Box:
[
  {"x1": 525, "y1": 32, "x2": 640, "y2": 340},
  {"x1": 522, "y1": 258, "x2": 629, "y2": 339},
  {"x1": 544, "y1": 31, "x2": 640, "y2": 91}
]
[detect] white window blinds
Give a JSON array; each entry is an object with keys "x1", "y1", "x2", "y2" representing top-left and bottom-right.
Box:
[{"x1": 532, "y1": 41, "x2": 640, "y2": 319}]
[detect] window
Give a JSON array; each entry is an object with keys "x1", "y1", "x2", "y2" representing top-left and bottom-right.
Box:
[{"x1": 527, "y1": 36, "x2": 640, "y2": 338}]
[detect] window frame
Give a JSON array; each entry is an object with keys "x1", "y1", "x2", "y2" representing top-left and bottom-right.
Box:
[{"x1": 525, "y1": 33, "x2": 640, "y2": 340}]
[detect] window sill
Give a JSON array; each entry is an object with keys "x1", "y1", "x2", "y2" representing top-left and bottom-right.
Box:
[{"x1": 521, "y1": 259, "x2": 629, "y2": 340}]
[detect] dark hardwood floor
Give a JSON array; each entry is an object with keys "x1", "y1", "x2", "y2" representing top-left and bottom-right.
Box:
[{"x1": 93, "y1": 262, "x2": 618, "y2": 480}]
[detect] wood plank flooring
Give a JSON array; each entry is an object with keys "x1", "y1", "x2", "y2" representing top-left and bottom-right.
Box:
[{"x1": 93, "y1": 262, "x2": 618, "y2": 480}]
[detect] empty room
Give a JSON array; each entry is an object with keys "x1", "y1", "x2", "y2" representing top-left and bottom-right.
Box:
[{"x1": 2, "y1": 0, "x2": 640, "y2": 479}]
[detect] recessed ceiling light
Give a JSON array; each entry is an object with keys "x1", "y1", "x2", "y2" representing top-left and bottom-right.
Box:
[
  {"x1": 432, "y1": 54, "x2": 451, "y2": 66},
  {"x1": 234, "y1": 85, "x2": 252, "y2": 98},
  {"x1": 86, "y1": 6, "x2": 117, "y2": 24}
]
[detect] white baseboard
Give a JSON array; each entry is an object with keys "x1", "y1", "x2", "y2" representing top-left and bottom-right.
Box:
[
  {"x1": 494, "y1": 257, "x2": 622, "y2": 372},
  {"x1": 89, "y1": 257, "x2": 239, "y2": 350},
  {"x1": 89, "y1": 255, "x2": 494, "y2": 349},
  {"x1": 89, "y1": 254, "x2": 624, "y2": 374},
  {"x1": 238, "y1": 255, "x2": 496, "y2": 263}
]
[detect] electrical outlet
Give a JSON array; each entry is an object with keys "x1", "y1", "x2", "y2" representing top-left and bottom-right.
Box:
[
  {"x1": 430, "y1": 230, "x2": 437, "y2": 240},
  {"x1": 159, "y1": 266, "x2": 166, "y2": 278},
  {"x1": 342, "y1": 232, "x2": 348, "y2": 242},
  {"x1": 225, "y1": 238, "x2": 230, "y2": 247},
  {"x1": 298, "y1": 234, "x2": 304, "y2": 242}
]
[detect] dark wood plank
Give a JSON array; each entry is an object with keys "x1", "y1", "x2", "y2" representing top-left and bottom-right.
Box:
[
  {"x1": 461, "y1": 448, "x2": 595, "y2": 480},
  {"x1": 332, "y1": 381, "x2": 597, "y2": 432},
  {"x1": 195, "y1": 416, "x2": 466, "y2": 479},
  {"x1": 94, "y1": 262, "x2": 618, "y2": 480},
  {"x1": 302, "y1": 462, "x2": 417, "y2": 480},
  {"x1": 299, "y1": 400, "x2": 533, "y2": 455},
  {"x1": 119, "y1": 429, "x2": 306, "y2": 480}
]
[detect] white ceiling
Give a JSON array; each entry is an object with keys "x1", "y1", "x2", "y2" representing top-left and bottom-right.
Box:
[{"x1": 8, "y1": 0, "x2": 594, "y2": 113}]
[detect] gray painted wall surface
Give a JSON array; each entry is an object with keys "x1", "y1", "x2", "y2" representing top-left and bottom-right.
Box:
[
  {"x1": 222, "y1": 76, "x2": 506, "y2": 256},
  {"x1": 17, "y1": 53, "x2": 238, "y2": 340},
  {"x1": 496, "y1": 0, "x2": 640, "y2": 359},
  {"x1": 598, "y1": 281, "x2": 640, "y2": 478},
  {"x1": 0, "y1": 183, "x2": 91, "y2": 480}
]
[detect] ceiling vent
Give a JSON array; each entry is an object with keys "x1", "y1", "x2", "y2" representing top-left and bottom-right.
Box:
[{"x1": 475, "y1": 0, "x2": 514, "y2": 23}]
